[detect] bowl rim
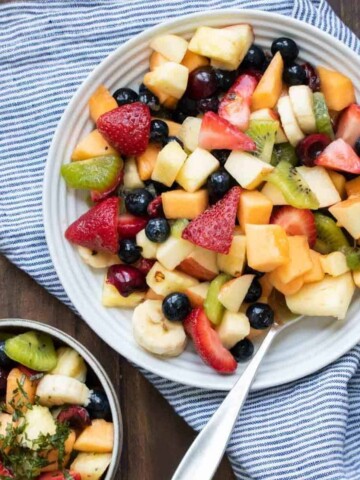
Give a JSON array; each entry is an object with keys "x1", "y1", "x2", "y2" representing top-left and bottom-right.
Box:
[
  {"x1": 0, "y1": 318, "x2": 122, "y2": 479},
  {"x1": 44, "y1": 8, "x2": 360, "y2": 391}
]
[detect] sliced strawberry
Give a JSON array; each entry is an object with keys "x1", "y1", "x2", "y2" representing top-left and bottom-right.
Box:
[
  {"x1": 198, "y1": 112, "x2": 256, "y2": 151},
  {"x1": 65, "y1": 197, "x2": 119, "y2": 253},
  {"x1": 182, "y1": 187, "x2": 241, "y2": 254},
  {"x1": 117, "y1": 213, "x2": 148, "y2": 238},
  {"x1": 315, "y1": 138, "x2": 360, "y2": 174},
  {"x1": 0, "y1": 462, "x2": 14, "y2": 478},
  {"x1": 184, "y1": 308, "x2": 237, "y2": 373},
  {"x1": 91, "y1": 167, "x2": 124, "y2": 203},
  {"x1": 336, "y1": 104, "x2": 360, "y2": 148},
  {"x1": 38, "y1": 471, "x2": 81, "y2": 480},
  {"x1": 270, "y1": 206, "x2": 317, "y2": 247},
  {"x1": 97, "y1": 102, "x2": 151, "y2": 156},
  {"x1": 218, "y1": 74, "x2": 259, "y2": 131}
]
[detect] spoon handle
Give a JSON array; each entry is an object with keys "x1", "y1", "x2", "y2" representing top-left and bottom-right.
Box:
[{"x1": 171, "y1": 326, "x2": 279, "y2": 480}]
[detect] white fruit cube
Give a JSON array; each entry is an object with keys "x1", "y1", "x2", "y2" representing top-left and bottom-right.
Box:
[
  {"x1": 150, "y1": 34, "x2": 188, "y2": 63},
  {"x1": 185, "y1": 282, "x2": 210, "y2": 307},
  {"x1": 225, "y1": 151, "x2": 273, "y2": 190},
  {"x1": 217, "y1": 235, "x2": 246, "y2": 277},
  {"x1": 261, "y1": 182, "x2": 289, "y2": 205},
  {"x1": 156, "y1": 236, "x2": 195, "y2": 271},
  {"x1": 289, "y1": 85, "x2": 317, "y2": 134},
  {"x1": 102, "y1": 281, "x2": 145, "y2": 308},
  {"x1": 319, "y1": 251, "x2": 349, "y2": 277},
  {"x1": 176, "y1": 147, "x2": 219, "y2": 192},
  {"x1": 218, "y1": 275, "x2": 255, "y2": 312},
  {"x1": 71, "y1": 453, "x2": 112, "y2": 480},
  {"x1": 136, "y1": 229, "x2": 158, "y2": 259},
  {"x1": 143, "y1": 62, "x2": 189, "y2": 99},
  {"x1": 178, "y1": 116, "x2": 202, "y2": 152},
  {"x1": 151, "y1": 141, "x2": 187, "y2": 187},
  {"x1": 285, "y1": 272, "x2": 355, "y2": 320},
  {"x1": 329, "y1": 197, "x2": 360, "y2": 239},
  {"x1": 277, "y1": 95, "x2": 305, "y2": 147},
  {"x1": 296, "y1": 166, "x2": 340, "y2": 208},
  {"x1": 123, "y1": 157, "x2": 144, "y2": 189},
  {"x1": 216, "y1": 311, "x2": 250, "y2": 349},
  {"x1": 18, "y1": 405, "x2": 56, "y2": 449},
  {"x1": 146, "y1": 261, "x2": 198, "y2": 296},
  {"x1": 179, "y1": 246, "x2": 218, "y2": 281}
]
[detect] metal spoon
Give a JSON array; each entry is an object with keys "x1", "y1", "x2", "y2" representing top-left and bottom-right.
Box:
[{"x1": 171, "y1": 313, "x2": 302, "y2": 480}]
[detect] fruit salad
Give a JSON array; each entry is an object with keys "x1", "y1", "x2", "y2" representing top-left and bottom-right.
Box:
[
  {"x1": 0, "y1": 330, "x2": 114, "y2": 479},
  {"x1": 62, "y1": 23, "x2": 360, "y2": 375}
]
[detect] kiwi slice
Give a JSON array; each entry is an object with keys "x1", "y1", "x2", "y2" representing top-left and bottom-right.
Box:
[
  {"x1": 204, "y1": 273, "x2": 232, "y2": 325},
  {"x1": 246, "y1": 120, "x2": 279, "y2": 163},
  {"x1": 171, "y1": 219, "x2": 189, "y2": 238},
  {"x1": 313, "y1": 93, "x2": 335, "y2": 140},
  {"x1": 5, "y1": 331, "x2": 58, "y2": 372},
  {"x1": 266, "y1": 160, "x2": 319, "y2": 209},
  {"x1": 61, "y1": 155, "x2": 123, "y2": 192},
  {"x1": 314, "y1": 213, "x2": 349, "y2": 253},
  {"x1": 339, "y1": 246, "x2": 360, "y2": 270},
  {"x1": 271, "y1": 143, "x2": 298, "y2": 167}
]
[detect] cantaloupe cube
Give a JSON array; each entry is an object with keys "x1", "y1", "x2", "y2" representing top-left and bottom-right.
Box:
[
  {"x1": 162, "y1": 189, "x2": 208, "y2": 219},
  {"x1": 136, "y1": 143, "x2": 161, "y2": 181},
  {"x1": 245, "y1": 224, "x2": 289, "y2": 272},
  {"x1": 6, "y1": 368, "x2": 37, "y2": 413},
  {"x1": 303, "y1": 250, "x2": 325, "y2": 284},
  {"x1": 217, "y1": 235, "x2": 246, "y2": 277},
  {"x1": 329, "y1": 197, "x2": 360, "y2": 239},
  {"x1": 317, "y1": 66, "x2": 356, "y2": 111},
  {"x1": 238, "y1": 190, "x2": 273, "y2": 227},
  {"x1": 181, "y1": 50, "x2": 209, "y2": 72},
  {"x1": 270, "y1": 236, "x2": 313, "y2": 284},
  {"x1": 268, "y1": 272, "x2": 304, "y2": 296},
  {"x1": 71, "y1": 452, "x2": 112, "y2": 480},
  {"x1": 71, "y1": 130, "x2": 117, "y2": 161},
  {"x1": 41, "y1": 430, "x2": 76, "y2": 472},
  {"x1": 149, "y1": 51, "x2": 168, "y2": 70},
  {"x1": 88, "y1": 85, "x2": 117, "y2": 123},
  {"x1": 74, "y1": 419, "x2": 114, "y2": 453},
  {"x1": 320, "y1": 251, "x2": 349, "y2": 277},
  {"x1": 251, "y1": 52, "x2": 284, "y2": 111},
  {"x1": 328, "y1": 170, "x2": 347, "y2": 199},
  {"x1": 345, "y1": 176, "x2": 360, "y2": 198}
]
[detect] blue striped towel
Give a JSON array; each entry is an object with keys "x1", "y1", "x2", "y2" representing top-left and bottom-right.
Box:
[{"x1": 1, "y1": 1, "x2": 360, "y2": 478}]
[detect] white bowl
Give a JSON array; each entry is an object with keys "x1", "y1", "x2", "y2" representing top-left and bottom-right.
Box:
[{"x1": 44, "y1": 9, "x2": 360, "y2": 391}]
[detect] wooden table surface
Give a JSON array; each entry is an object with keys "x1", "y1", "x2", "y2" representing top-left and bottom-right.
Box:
[{"x1": 0, "y1": 1, "x2": 358, "y2": 478}]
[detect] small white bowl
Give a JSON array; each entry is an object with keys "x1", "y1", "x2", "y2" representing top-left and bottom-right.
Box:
[
  {"x1": 44, "y1": 9, "x2": 360, "y2": 391},
  {"x1": 0, "y1": 318, "x2": 122, "y2": 479}
]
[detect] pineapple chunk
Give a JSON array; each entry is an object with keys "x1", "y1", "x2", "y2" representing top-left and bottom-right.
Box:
[
  {"x1": 176, "y1": 148, "x2": 219, "y2": 192},
  {"x1": 225, "y1": 151, "x2": 273, "y2": 190},
  {"x1": 18, "y1": 405, "x2": 56, "y2": 450},
  {"x1": 136, "y1": 229, "x2": 158, "y2": 259},
  {"x1": 71, "y1": 452, "x2": 112, "y2": 480},
  {"x1": 285, "y1": 273, "x2": 355, "y2": 319},
  {"x1": 237, "y1": 190, "x2": 273, "y2": 227},
  {"x1": 88, "y1": 85, "x2": 117, "y2": 123},
  {"x1": 136, "y1": 143, "x2": 161, "y2": 181},
  {"x1": 245, "y1": 224, "x2": 289, "y2": 272},
  {"x1": 217, "y1": 235, "x2": 246, "y2": 277},
  {"x1": 178, "y1": 116, "x2": 202, "y2": 152},
  {"x1": 102, "y1": 282, "x2": 145, "y2": 308},
  {"x1": 216, "y1": 311, "x2": 250, "y2": 349},
  {"x1": 150, "y1": 34, "x2": 188, "y2": 63},
  {"x1": 303, "y1": 250, "x2": 325, "y2": 284},
  {"x1": 181, "y1": 50, "x2": 209, "y2": 72},
  {"x1": 123, "y1": 157, "x2": 144, "y2": 189},
  {"x1": 329, "y1": 197, "x2": 360, "y2": 239},
  {"x1": 319, "y1": 251, "x2": 349, "y2": 277},
  {"x1": 162, "y1": 189, "x2": 208, "y2": 219},
  {"x1": 74, "y1": 419, "x2": 114, "y2": 453},
  {"x1": 151, "y1": 141, "x2": 187, "y2": 187},
  {"x1": 71, "y1": 130, "x2": 117, "y2": 161},
  {"x1": 270, "y1": 236, "x2": 313, "y2": 284},
  {"x1": 50, "y1": 347, "x2": 87, "y2": 382},
  {"x1": 146, "y1": 261, "x2": 198, "y2": 296},
  {"x1": 156, "y1": 236, "x2": 195, "y2": 271},
  {"x1": 143, "y1": 62, "x2": 189, "y2": 99}
]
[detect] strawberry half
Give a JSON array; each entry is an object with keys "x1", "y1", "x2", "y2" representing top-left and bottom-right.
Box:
[
  {"x1": 38, "y1": 471, "x2": 81, "y2": 480},
  {"x1": 184, "y1": 308, "x2": 237, "y2": 374},
  {"x1": 198, "y1": 112, "x2": 256, "y2": 151},
  {"x1": 270, "y1": 206, "x2": 317, "y2": 247},
  {"x1": 336, "y1": 104, "x2": 360, "y2": 148},
  {"x1": 218, "y1": 74, "x2": 259, "y2": 131},
  {"x1": 315, "y1": 138, "x2": 360, "y2": 174},
  {"x1": 97, "y1": 102, "x2": 151, "y2": 156},
  {"x1": 182, "y1": 186, "x2": 241, "y2": 254},
  {"x1": 65, "y1": 197, "x2": 119, "y2": 253},
  {"x1": 117, "y1": 213, "x2": 148, "y2": 238},
  {"x1": 0, "y1": 463, "x2": 14, "y2": 478}
]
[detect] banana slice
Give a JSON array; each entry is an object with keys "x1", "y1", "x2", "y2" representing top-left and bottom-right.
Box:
[
  {"x1": 289, "y1": 85, "x2": 317, "y2": 134},
  {"x1": 77, "y1": 246, "x2": 120, "y2": 268},
  {"x1": 133, "y1": 300, "x2": 187, "y2": 357},
  {"x1": 277, "y1": 95, "x2": 305, "y2": 147},
  {"x1": 50, "y1": 347, "x2": 87, "y2": 382},
  {"x1": 36, "y1": 374, "x2": 91, "y2": 407}
]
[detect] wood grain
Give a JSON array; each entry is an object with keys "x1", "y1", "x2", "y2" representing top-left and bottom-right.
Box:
[{"x1": 0, "y1": 1, "x2": 358, "y2": 478}]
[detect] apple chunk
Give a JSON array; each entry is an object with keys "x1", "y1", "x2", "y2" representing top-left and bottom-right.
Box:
[
  {"x1": 217, "y1": 235, "x2": 246, "y2": 277},
  {"x1": 143, "y1": 62, "x2": 189, "y2": 99},
  {"x1": 329, "y1": 196, "x2": 360, "y2": 239},
  {"x1": 216, "y1": 311, "x2": 250, "y2": 349},
  {"x1": 178, "y1": 246, "x2": 218, "y2": 281},
  {"x1": 225, "y1": 151, "x2": 273, "y2": 189},
  {"x1": 151, "y1": 141, "x2": 187, "y2": 187},
  {"x1": 176, "y1": 148, "x2": 219, "y2": 193},
  {"x1": 218, "y1": 275, "x2": 255, "y2": 312},
  {"x1": 146, "y1": 261, "x2": 198, "y2": 296},
  {"x1": 185, "y1": 282, "x2": 210, "y2": 307},
  {"x1": 156, "y1": 236, "x2": 195, "y2": 271},
  {"x1": 150, "y1": 34, "x2": 188, "y2": 63},
  {"x1": 296, "y1": 166, "x2": 340, "y2": 208}
]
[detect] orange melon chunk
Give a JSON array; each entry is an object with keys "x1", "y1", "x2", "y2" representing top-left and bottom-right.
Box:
[
  {"x1": 74, "y1": 419, "x2": 114, "y2": 453},
  {"x1": 303, "y1": 250, "x2": 325, "y2": 284},
  {"x1": 71, "y1": 129, "x2": 117, "y2": 161},
  {"x1": 270, "y1": 235, "x2": 313, "y2": 284},
  {"x1": 245, "y1": 224, "x2": 289, "y2": 272},
  {"x1": 162, "y1": 189, "x2": 209, "y2": 219},
  {"x1": 251, "y1": 52, "x2": 284, "y2": 111},
  {"x1": 6, "y1": 368, "x2": 37, "y2": 413},
  {"x1": 268, "y1": 272, "x2": 304, "y2": 296},
  {"x1": 181, "y1": 50, "x2": 209, "y2": 72},
  {"x1": 88, "y1": 85, "x2": 117, "y2": 123},
  {"x1": 317, "y1": 66, "x2": 356, "y2": 111},
  {"x1": 41, "y1": 430, "x2": 76, "y2": 472},
  {"x1": 136, "y1": 143, "x2": 161, "y2": 181}
]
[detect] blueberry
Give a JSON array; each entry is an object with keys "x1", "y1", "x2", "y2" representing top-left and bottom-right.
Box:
[
  {"x1": 230, "y1": 339, "x2": 254, "y2": 362},
  {"x1": 176, "y1": 96, "x2": 199, "y2": 116},
  {"x1": 145, "y1": 218, "x2": 170, "y2": 243},
  {"x1": 171, "y1": 110, "x2": 188, "y2": 124},
  {"x1": 244, "y1": 278, "x2": 262, "y2": 303},
  {"x1": 87, "y1": 390, "x2": 111, "y2": 420},
  {"x1": 355, "y1": 137, "x2": 360, "y2": 156},
  {"x1": 113, "y1": 87, "x2": 139, "y2": 106},
  {"x1": 207, "y1": 170, "x2": 231, "y2": 202},
  {"x1": 162, "y1": 293, "x2": 192, "y2": 322},
  {"x1": 244, "y1": 266, "x2": 265, "y2": 278},
  {"x1": 0, "y1": 342, "x2": 15, "y2": 369},
  {"x1": 210, "y1": 149, "x2": 231, "y2": 166},
  {"x1": 246, "y1": 303, "x2": 274, "y2": 330},
  {"x1": 139, "y1": 83, "x2": 150, "y2": 95},
  {"x1": 215, "y1": 69, "x2": 237, "y2": 91},
  {"x1": 197, "y1": 96, "x2": 220, "y2": 113},
  {"x1": 242, "y1": 44, "x2": 266, "y2": 71},
  {"x1": 271, "y1": 37, "x2": 299, "y2": 63},
  {"x1": 125, "y1": 188, "x2": 154, "y2": 216},
  {"x1": 163, "y1": 136, "x2": 184, "y2": 148},
  {"x1": 118, "y1": 238, "x2": 142, "y2": 264},
  {"x1": 283, "y1": 64, "x2": 307, "y2": 86},
  {"x1": 150, "y1": 119, "x2": 169, "y2": 143},
  {"x1": 139, "y1": 91, "x2": 160, "y2": 112}
]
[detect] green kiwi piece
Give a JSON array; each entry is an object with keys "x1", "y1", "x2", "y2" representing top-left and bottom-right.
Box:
[
  {"x1": 314, "y1": 213, "x2": 350, "y2": 253},
  {"x1": 204, "y1": 273, "x2": 232, "y2": 325},
  {"x1": 266, "y1": 160, "x2": 319, "y2": 209},
  {"x1": 339, "y1": 246, "x2": 360, "y2": 270},
  {"x1": 5, "y1": 331, "x2": 58, "y2": 371},
  {"x1": 246, "y1": 120, "x2": 279, "y2": 163},
  {"x1": 313, "y1": 93, "x2": 335, "y2": 139},
  {"x1": 271, "y1": 143, "x2": 298, "y2": 167},
  {"x1": 313, "y1": 239, "x2": 332, "y2": 255},
  {"x1": 171, "y1": 219, "x2": 189, "y2": 238},
  {"x1": 61, "y1": 155, "x2": 122, "y2": 192}
]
